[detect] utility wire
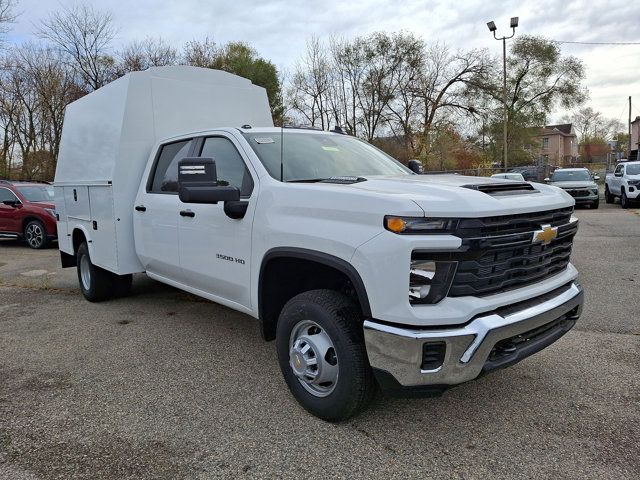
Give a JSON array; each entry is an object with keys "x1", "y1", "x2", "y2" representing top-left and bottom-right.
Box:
[{"x1": 550, "y1": 40, "x2": 640, "y2": 45}]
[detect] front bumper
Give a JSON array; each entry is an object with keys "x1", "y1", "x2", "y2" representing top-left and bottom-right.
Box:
[
  {"x1": 363, "y1": 282, "x2": 583, "y2": 395},
  {"x1": 625, "y1": 185, "x2": 640, "y2": 199}
]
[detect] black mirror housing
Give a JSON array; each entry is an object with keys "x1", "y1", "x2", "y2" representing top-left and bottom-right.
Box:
[
  {"x1": 2, "y1": 199, "x2": 19, "y2": 207},
  {"x1": 407, "y1": 159, "x2": 423, "y2": 174},
  {"x1": 178, "y1": 157, "x2": 241, "y2": 204}
]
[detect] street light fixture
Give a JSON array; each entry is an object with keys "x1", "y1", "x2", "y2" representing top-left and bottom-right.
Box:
[{"x1": 487, "y1": 17, "x2": 519, "y2": 171}]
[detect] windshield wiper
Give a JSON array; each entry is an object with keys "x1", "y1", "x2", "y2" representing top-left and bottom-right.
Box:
[{"x1": 285, "y1": 178, "x2": 327, "y2": 183}]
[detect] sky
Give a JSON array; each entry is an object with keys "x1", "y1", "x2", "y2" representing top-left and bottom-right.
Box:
[{"x1": 7, "y1": 0, "x2": 640, "y2": 125}]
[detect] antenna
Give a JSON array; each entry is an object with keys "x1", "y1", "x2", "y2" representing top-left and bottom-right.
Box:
[{"x1": 280, "y1": 124, "x2": 284, "y2": 181}]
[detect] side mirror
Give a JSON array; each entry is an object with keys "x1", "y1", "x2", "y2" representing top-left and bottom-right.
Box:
[
  {"x1": 594, "y1": 175, "x2": 600, "y2": 181},
  {"x1": 178, "y1": 157, "x2": 240, "y2": 204},
  {"x1": 544, "y1": 177, "x2": 550, "y2": 182},
  {"x1": 407, "y1": 159, "x2": 423, "y2": 174},
  {"x1": 2, "y1": 199, "x2": 20, "y2": 207},
  {"x1": 614, "y1": 172, "x2": 623, "y2": 177}
]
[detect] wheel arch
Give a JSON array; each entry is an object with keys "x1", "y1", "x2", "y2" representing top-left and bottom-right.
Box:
[
  {"x1": 22, "y1": 215, "x2": 47, "y2": 234},
  {"x1": 71, "y1": 225, "x2": 94, "y2": 257},
  {"x1": 258, "y1": 247, "x2": 372, "y2": 341}
]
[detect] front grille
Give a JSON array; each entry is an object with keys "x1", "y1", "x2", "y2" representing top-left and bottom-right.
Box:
[
  {"x1": 414, "y1": 208, "x2": 577, "y2": 298},
  {"x1": 566, "y1": 189, "x2": 590, "y2": 197},
  {"x1": 454, "y1": 207, "x2": 573, "y2": 238}
]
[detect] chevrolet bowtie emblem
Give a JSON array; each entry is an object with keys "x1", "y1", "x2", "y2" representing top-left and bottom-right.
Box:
[{"x1": 532, "y1": 224, "x2": 558, "y2": 245}]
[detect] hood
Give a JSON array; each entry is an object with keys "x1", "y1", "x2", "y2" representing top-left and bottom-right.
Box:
[
  {"x1": 331, "y1": 174, "x2": 574, "y2": 217},
  {"x1": 548, "y1": 181, "x2": 597, "y2": 189}
]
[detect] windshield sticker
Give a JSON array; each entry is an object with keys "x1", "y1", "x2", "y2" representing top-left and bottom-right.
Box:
[
  {"x1": 254, "y1": 137, "x2": 275, "y2": 144},
  {"x1": 321, "y1": 146, "x2": 340, "y2": 152}
]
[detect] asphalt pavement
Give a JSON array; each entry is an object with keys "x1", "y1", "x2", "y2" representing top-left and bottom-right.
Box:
[{"x1": 1, "y1": 201, "x2": 639, "y2": 479}]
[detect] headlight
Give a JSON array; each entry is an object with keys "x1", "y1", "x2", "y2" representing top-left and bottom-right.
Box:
[
  {"x1": 591, "y1": 188, "x2": 599, "y2": 195},
  {"x1": 44, "y1": 208, "x2": 57, "y2": 218},
  {"x1": 385, "y1": 216, "x2": 458, "y2": 234},
  {"x1": 409, "y1": 258, "x2": 457, "y2": 304},
  {"x1": 628, "y1": 179, "x2": 640, "y2": 186}
]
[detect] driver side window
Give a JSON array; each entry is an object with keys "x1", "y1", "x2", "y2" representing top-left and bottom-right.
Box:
[
  {"x1": 199, "y1": 137, "x2": 254, "y2": 197},
  {"x1": 615, "y1": 165, "x2": 623, "y2": 175}
]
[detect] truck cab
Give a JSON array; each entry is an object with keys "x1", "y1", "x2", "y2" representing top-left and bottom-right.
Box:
[{"x1": 54, "y1": 67, "x2": 584, "y2": 421}]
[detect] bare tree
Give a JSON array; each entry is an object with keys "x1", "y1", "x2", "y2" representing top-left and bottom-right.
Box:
[
  {"x1": 413, "y1": 45, "x2": 489, "y2": 158},
  {"x1": 564, "y1": 107, "x2": 623, "y2": 143},
  {"x1": 183, "y1": 37, "x2": 218, "y2": 68},
  {"x1": 37, "y1": 4, "x2": 116, "y2": 91},
  {"x1": 287, "y1": 36, "x2": 332, "y2": 129},
  {"x1": 117, "y1": 37, "x2": 178, "y2": 75}
]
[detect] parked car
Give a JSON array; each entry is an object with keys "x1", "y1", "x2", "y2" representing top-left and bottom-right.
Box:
[
  {"x1": 0, "y1": 180, "x2": 57, "y2": 248},
  {"x1": 544, "y1": 168, "x2": 600, "y2": 209},
  {"x1": 605, "y1": 161, "x2": 640, "y2": 208},
  {"x1": 54, "y1": 66, "x2": 584, "y2": 421},
  {"x1": 491, "y1": 172, "x2": 526, "y2": 181},
  {"x1": 508, "y1": 166, "x2": 542, "y2": 182}
]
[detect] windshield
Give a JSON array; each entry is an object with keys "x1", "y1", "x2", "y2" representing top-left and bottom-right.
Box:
[
  {"x1": 551, "y1": 170, "x2": 591, "y2": 182},
  {"x1": 16, "y1": 185, "x2": 54, "y2": 202},
  {"x1": 626, "y1": 164, "x2": 640, "y2": 175},
  {"x1": 242, "y1": 132, "x2": 411, "y2": 181}
]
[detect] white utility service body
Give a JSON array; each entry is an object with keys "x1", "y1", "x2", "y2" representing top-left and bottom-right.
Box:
[{"x1": 55, "y1": 66, "x2": 584, "y2": 420}]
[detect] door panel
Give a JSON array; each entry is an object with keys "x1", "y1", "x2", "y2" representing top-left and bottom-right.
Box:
[
  {"x1": 0, "y1": 187, "x2": 21, "y2": 233},
  {"x1": 178, "y1": 135, "x2": 255, "y2": 307},
  {"x1": 134, "y1": 139, "x2": 192, "y2": 281}
]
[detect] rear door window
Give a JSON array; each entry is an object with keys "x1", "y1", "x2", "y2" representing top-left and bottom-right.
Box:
[{"x1": 149, "y1": 140, "x2": 192, "y2": 193}]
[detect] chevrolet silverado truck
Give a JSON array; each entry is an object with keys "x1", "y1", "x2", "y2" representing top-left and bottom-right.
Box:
[
  {"x1": 54, "y1": 67, "x2": 584, "y2": 421},
  {"x1": 605, "y1": 161, "x2": 640, "y2": 208},
  {"x1": 545, "y1": 168, "x2": 600, "y2": 209}
]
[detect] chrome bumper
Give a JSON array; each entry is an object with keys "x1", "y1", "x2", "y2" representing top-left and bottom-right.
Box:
[{"x1": 363, "y1": 283, "x2": 584, "y2": 389}]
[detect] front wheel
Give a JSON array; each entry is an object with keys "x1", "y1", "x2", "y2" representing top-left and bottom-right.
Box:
[
  {"x1": 605, "y1": 186, "x2": 614, "y2": 204},
  {"x1": 276, "y1": 290, "x2": 375, "y2": 422},
  {"x1": 621, "y1": 190, "x2": 629, "y2": 209},
  {"x1": 24, "y1": 219, "x2": 49, "y2": 249}
]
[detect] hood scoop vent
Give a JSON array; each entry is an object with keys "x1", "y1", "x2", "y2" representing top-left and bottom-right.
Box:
[
  {"x1": 463, "y1": 182, "x2": 537, "y2": 196},
  {"x1": 320, "y1": 176, "x2": 367, "y2": 184}
]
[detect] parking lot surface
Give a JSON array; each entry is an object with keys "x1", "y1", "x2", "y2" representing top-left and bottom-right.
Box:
[{"x1": 1, "y1": 202, "x2": 639, "y2": 479}]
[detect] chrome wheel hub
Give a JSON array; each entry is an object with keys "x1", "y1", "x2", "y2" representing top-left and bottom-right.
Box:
[
  {"x1": 26, "y1": 223, "x2": 43, "y2": 248},
  {"x1": 289, "y1": 320, "x2": 339, "y2": 397},
  {"x1": 80, "y1": 255, "x2": 91, "y2": 290}
]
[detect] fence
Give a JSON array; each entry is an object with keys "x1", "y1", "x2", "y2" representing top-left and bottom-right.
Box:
[{"x1": 422, "y1": 162, "x2": 611, "y2": 184}]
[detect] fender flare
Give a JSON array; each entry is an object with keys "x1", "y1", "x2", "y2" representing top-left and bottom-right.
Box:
[
  {"x1": 258, "y1": 246, "x2": 372, "y2": 324},
  {"x1": 70, "y1": 224, "x2": 95, "y2": 258}
]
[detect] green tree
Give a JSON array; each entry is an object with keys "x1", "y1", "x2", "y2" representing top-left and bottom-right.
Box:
[
  {"x1": 184, "y1": 40, "x2": 284, "y2": 125},
  {"x1": 476, "y1": 35, "x2": 587, "y2": 165}
]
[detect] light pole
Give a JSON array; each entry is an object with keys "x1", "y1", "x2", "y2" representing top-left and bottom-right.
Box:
[{"x1": 487, "y1": 17, "x2": 518, "y2": 171}]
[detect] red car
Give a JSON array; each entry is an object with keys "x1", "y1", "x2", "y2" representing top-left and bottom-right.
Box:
[{"x1": 0, "y1": 180, "x2": 57, "y2": 249}]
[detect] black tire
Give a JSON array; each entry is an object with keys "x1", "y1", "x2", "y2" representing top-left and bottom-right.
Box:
[
  {"x1": 605, "y1": 186, "x2": 614, "y2": 204},
  {"x1": 76, "y1": 242, "x2": 114, "y2": 302},
  {"x1": 591, "y1": 199, "x2": 599, "y2": 209},
  {"x1": 621, "y1": 189, "x2": 629, "y2": 209},
  {"x1": 24, "y1": 219, "x2": 49, "y2": 249},
  {"x1": 276, "y1": 289, "x2": 376, "y2": 422}
]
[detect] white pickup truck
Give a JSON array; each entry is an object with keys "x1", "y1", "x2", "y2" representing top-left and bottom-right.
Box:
[
  {"x1": 54, "y1": 66, "x2": 584, "y2": 421},
  {"x1": 605, "y1": 161, "x2": 640, "y2": 208}
]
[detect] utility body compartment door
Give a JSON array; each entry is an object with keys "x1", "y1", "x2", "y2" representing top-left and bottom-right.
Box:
[{"x1": 177, "y1": 134, "x2": 255, "y2": 308}]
